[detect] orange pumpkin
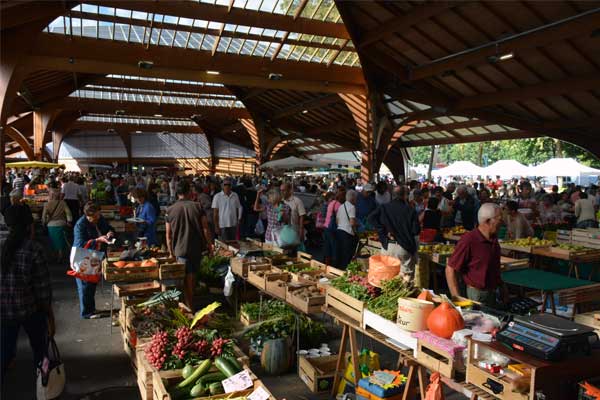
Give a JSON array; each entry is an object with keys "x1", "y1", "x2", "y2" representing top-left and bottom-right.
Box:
[
  {"x1": 426, "y1": 301, "x2": 464, "y2": 339},
  {"x1": 125, "y1": 262, "x2": 137, "y2": 268},
  {"x1": 113, "y1": 261, "x2": 126, "y2": 268},
  {"x1": 417, "y1": 289, "x2": 433, "y2": 302},
  {"x1": 141, "y1": 260, "x2": 156, "y2": 267}
]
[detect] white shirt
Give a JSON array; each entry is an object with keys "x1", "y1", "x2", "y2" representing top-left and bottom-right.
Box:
[
  {"x1": 336, "y1": 201, "x2": 356, "y2": 236},
  {"x1": 212, "y1": 191, "x2": 242, "y2": 228},
  {"x1": 61, "y1": 181, "x2": 80, "y2": 200},
  {"x1": 575, "y1": 198, "x2": 597, "y2": 223},
  {"x1": 284, "y1": 195, "x2": 306, "y2": 228}
]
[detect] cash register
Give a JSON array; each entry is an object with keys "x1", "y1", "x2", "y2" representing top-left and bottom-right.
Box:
[{"x1": 497, "y1": 313, "x2": 598, "y2": 361}]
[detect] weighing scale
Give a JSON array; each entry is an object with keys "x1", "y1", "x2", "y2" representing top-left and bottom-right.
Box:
[{"x1": 497, "y1": 314, "x2": 597, "y2": 361}]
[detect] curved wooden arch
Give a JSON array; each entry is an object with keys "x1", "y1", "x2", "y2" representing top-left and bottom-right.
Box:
[{"x1": 5, "y1": 126, "x2": 34, "y2": 160}]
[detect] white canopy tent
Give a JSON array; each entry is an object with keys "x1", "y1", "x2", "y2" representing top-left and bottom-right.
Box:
[
  {"x1": 529, "y1": 158, "x2": 600, "y2": 177},
  {"x1": 259, "y1": 156, "x2": 328, "y2": 171},
  {"x1": 482, "y1": 160, "x2": 532, "y2": 178},
  {"x1": 432, "y1": 161, "x2": 485, "y2": 177}
]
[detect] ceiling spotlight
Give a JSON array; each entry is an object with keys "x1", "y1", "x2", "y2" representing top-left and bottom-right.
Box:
[
  {"x1": 191, "y1": 114, "x2": 202, "y2": 120},
  {"x1": 16, "y1": 91, "x2": 22, "y2": 97},
  {"x1": 268, "y1": 73, "x2": 283, "y2": 81},
  {"x1": 154, "y1": 114, "x2": 163, "y2": 117},
  {"x1": 160, "y1": 131, "x2": 169, "y2": 135},
  {"x1": 135, "y1": 130, "x2": 142, "y2": 134},
  {"x1": 107, "y1": 129, "x2": 116, "y2": 133},
  {"x1": 301, "y1": 109, "x2": 309, "y2": 114},
  {"x1": 232, "y1": 129, "x2": 237, "y2": 133},
  {"x1": 115, "y1": 109, "x2": 125, "y2": 115},
  {"x1": 206, "y1": 70, "x2": 220, "y2": 75},
  {"x1": 488, "y1": 52, "x2": 514, "y2": 63},
  {"x1": 138, "y1": 60, "x2": 154, "y2": 69}
]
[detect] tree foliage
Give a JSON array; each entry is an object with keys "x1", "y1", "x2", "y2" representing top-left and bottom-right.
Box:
[{"x1": 408, "y1": 138, "x2": 600, "y2": 168}]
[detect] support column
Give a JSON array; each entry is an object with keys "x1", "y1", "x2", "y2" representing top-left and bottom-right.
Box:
[
  {"x1": 52, "y1": 129, "x2": 65, "y2": 162},
  {"x1": 1, "y1": 128, "x2": 5, "y2": 190},
  {"x1": 240, "y1": 118, "x2": 263, "y2": 167},
  {"x1": 33, "y1": 110, "x2": 53, "y2": 160},
  {"x1": 340, "y1": 93, "x2": 374, "y2": 182},
  {"x1": 116, "y1": 130, "x2": 132, "y2": 171}
]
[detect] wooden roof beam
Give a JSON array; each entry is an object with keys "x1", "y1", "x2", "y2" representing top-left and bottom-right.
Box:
[
  {"x1": 68, "y1": 10, "x2": 353, "y2": 51},
  {"x1": 30, "y1": 35, "x2": 365, "y2": 94},
  {"x1": 358, "y1": 2, "x2": 453, "y2": 48},
  {"x1": 86, "y1": 1, "x2": 350, "y2": 39},
  {"x1": 54, "y1": 97, "x2": 251, "y2": 119},
  {"x1": 399, "y1": 130, "x2": 540, "y2": 147},
  {"x1": 455, "y1": 74, "x2": 600, "y2": 110},
  {"x1": 70, "y1": 121, "x2": 205, "y2": 133},
  {"x1": 410, "y1": 8, "x2": 600, "y2": 81},
  {"x1": 5, "y1": 127, "x2": 34, "y2": 160},
  {"x1": 93, "y1": 77, "x2": 232, "y2": 96},
  {"x1": 272, "y1": 94, "x2": 340, "y2": 120}
]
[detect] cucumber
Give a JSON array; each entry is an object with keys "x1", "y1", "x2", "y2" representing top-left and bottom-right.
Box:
[
  {"x1": 196, "y1": 372, "x2": 226, "y2": 386},
  {"x1": 182, "y1": 364, "x2": 195, "y2": 379},
  {"x1": 214, "y1": 357, "x2": 238, "y2": 378},
  {"x1": 190, "y1": 383, "x2": 205, "y2": 397},
  {"x1": 222, "y1": 354, "x2": 242, "y2": 371},
  {"x1": 176, "y1": 359, "x2": 211, "y2": 389},
  {"x1": 209, "y1": 382, "x2": 225, "y2": 395}
]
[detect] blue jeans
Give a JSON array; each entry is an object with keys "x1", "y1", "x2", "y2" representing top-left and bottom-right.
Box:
[
  {"x1": 1, "y1": 312, "x2": 48, "y2": 378},
  {"x1": 75, "y1": 278, "x2": 97, "y2": 318},
  {"x1": 576, "y1": 219, "x2": 598, "y2": 229}
]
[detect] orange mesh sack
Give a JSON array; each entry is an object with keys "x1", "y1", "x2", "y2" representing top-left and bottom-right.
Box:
[{"x1": 368, "y1": 255, "x2": 401, "y2": 288}]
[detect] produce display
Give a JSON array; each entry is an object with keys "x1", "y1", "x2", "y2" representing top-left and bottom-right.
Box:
[
  {"x1": 366, "y1": 277, "x2": 414, "y2": 321},
  {"x1": 502, "y1": 237, "x2": 554, "y2": 247},
  {"x1": 163, "y1": 356, "x2": 244, "y2": 399},
  {"x1": 242, "y1": 300, "x2": 325, "y2": 348},
  {"x1": 146, "y1": 327, "x2": 235, "y2": 370},
  {"x1": 426, "y1": 299, "x2": 464, "y2": 339},
  {"x1": 112, "y1": 259, "x2": 157, "y2": 268},
  {"x1": 283, "y1": 264, "x2": 318, "y2": 273},
  {"x1": 444, "y1": 226, "x2": 466, "y2": 235},
  {"x1": 555, "y1": 243, "x2": 589, "y2": 251},
  {"x1": 418, "y1": 244, "x2": 455, "y2": 255},
  {"x1": 289, "y1": 285, "x2": 322, "y2": 301},
  {"x1": 197, "y1": 255, "x2": 230, "y2": 284},
  {"x1": 330, "y1": 273, "x2": 380, "y2": 302}
]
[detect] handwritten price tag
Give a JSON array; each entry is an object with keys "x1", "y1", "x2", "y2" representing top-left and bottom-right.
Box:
[
  {"x1": 221, "y1": 370, "x2": 253, "y2": 393},
  {"x1": 248, "y1": 386, "x2": 270, "y2": 400}
]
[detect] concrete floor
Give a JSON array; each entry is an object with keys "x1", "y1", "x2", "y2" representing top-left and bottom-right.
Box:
[{"x1": 2, "y1": 259, "x2": 466, "y2": 400}]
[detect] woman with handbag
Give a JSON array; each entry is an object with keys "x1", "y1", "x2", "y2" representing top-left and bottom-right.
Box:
[
  {"x1": 253, "y1": 189, "x2": 290, "y2": 246},
  {"x1": 1, "y1": 203, "x2": 55, "y2": 379},
  {"x1": 42, "y1": 188, "x2": 72, "y2": 262},
  {"x1": 71, "y1": 202, "x2": 114, "y2": 319},
  {"x1": 335, "y1": 190, "x2": 358, "y2": 268}
]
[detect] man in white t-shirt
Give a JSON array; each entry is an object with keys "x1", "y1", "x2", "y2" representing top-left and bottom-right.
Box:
[
  {"x1": 61, "y1": 175, "x2": 82, "y2": 221},
  {"x1": 335, "y1": 189, "x2": 357, "y2": 268},
  {"x1": 280, "y1": 182, "x2": 306, "y2": 241},
  {"x1": 212, "y1": 178, "x2": 242, "y2": 241}
]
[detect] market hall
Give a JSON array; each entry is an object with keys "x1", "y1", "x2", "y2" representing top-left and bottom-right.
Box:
[{"x1": 1, "y1": 1, "x2": 600, "y2": 399}]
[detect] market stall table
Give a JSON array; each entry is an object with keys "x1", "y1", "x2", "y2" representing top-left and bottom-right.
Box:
[
  {"x1": 501, "y1": 268, "x2": 594, "y2": 315},
  {"x1": 532, "y1": 247, "x2": 600, "y2": 280}
]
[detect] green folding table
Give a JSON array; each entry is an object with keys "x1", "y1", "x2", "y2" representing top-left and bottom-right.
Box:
[{"x1": 501, "y1": 268, "x2": 592, "y2": 315}]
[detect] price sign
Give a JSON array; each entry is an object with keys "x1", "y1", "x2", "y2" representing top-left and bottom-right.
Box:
[
  {"x1": 247, "y1": 386, "x2": 270, "y2": 400},
  {"x1": 221, "y1": 370, "x2": 253, "y2": 393}
]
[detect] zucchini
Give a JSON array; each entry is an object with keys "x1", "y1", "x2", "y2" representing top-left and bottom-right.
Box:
[
  {"x1": 182, "y1": 364, "x2": 195, "y2": 379},
  {"x1": 214, "y1": 357, "x2": 238, "y2": 378},
  {"x1": 190, "y1": 383, "x2": 205, "y2": 397},
  {"x1": 196, "y1": 372, "x2": 226, "y2": 386},
  {"x1": 209, "y1": 382, "x2": 225, "y2": 395},
  {"x1": 176, "y1": 359, "x2": 211, "y2": 389},
  {"x1": 222, "y1": 354, "x2": 242, "y2": 371}
]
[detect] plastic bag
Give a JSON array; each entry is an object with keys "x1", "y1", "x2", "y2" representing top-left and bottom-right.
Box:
[
  {"x1": 424, "y1": 372, "x2": 444, "y2": 400},
  {"x1": 67, "y1": 242, "x2": 104, "y2": 283},
  {"x1": 367, "y1": 255, "x2": 401, "y2": 288},
  {"x1": 36, "y1": 338, "x2": 65, "y2": 400},
  {"x1": 273, "y1": 225, "x2": 300, "y2": 248},
  {"x1": 223, "y1": 267, "x2": 235, "y2": 297},
  {"x1": 254, "y1": 219, "x2": 265, "y2": 235}
]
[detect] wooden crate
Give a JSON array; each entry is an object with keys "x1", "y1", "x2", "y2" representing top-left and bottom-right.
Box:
[
  {"x1": 287, "y1": 284, "x2": 325, "y2": 314},
  {"x1": 114, "y1": 281, "x2": 162, "y2": 297},
  {"x1": 500, "y1": 243, "x2": 551, "y2": 253},
  {"x1": 231, "y1": 258, "x2": 270, "y2": 278},
  {"x1": 152, "y1": 367, "x2": 271, "y2": 400},
  {"x1": 325, "y1": 286, "x2": 364, "y2": 325},
  {"x1": 159, "y1": 262, "x2": 185, "y2": 280},
  {"x1": 240, "y1": 311, "x2": 257, "y2": 326},
  {"x1": 247, "y1": 265, "x2": 274, "y2": 290},
  {"x1": 264, "y1": 273, "x2": 291, "y2": 300},
  {"x1": 574, "y1": 311, "x2": 600, "y2": 336},
  {"x1": 137, "y1": 349, "x2": 162, "y2": 400},
  {"x1": 298, "y1": 355, "x2": 338, "y2": 393},
  {"x1": 104, "y1": 260, "x2": 159, "y2": 282},
  {"x1": 416, "y1": 340, "x2": 464, "y2": 379}
]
